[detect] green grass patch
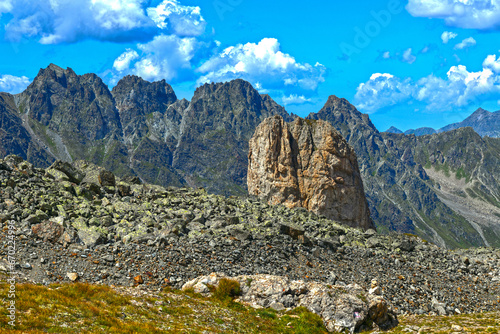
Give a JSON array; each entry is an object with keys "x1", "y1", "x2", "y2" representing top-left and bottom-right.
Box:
[{"x1": 0, "y1": 282, "x2": 330, "y2": 333}]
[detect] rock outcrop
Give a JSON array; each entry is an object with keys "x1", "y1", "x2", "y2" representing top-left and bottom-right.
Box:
[
  {"x1": 248, "y1": 116, "x2": 373, "y2": 230},
  {"x1": 182, "y1": 272, "x2": 398, "y2": 333}
]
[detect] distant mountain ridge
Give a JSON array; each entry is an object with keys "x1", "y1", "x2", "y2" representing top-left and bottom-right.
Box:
[
  {"x1": 387, "y1": 108, "x2": 500, "y2": 138},
  {"x1": 0, "y1": 64, "x2": 499, "y2": 248},
  {"x1": 440, "y1": 108, "x2": 500, "y2": 137},
  {"x1": 385, "y1": 126, "x2": 403, "y2": 134}
]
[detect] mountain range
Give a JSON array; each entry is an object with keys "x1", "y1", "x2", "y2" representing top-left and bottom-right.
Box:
[
  {"x1": 386, "y1": 108, "x2": 500, "y2": 138},
  {"x1": 1, "y1": 64, "x2": 499, "y2": 248}
]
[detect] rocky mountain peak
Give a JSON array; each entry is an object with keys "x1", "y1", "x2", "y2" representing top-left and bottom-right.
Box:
[
  {"x1": 192, "y1": 79, "x2": 262, "y2": 108},
  {"x1": 307, "y1": 95, "x2": 379, "y2": 139},
  {"x1": 248, "y1": 115, "x2": 374, "y2": 230},
  {"x1": 324, "y1": 95, "x2": 355, "y2": 109},
  {"x1": 17, "y1": 64, "x2": 121, "y2": 153},
  {"x1": 46, "y1": 63, "x2": 72, "y2": 76},
  {"x1": 112, "y1": 75, "x2": 177, "y2": 115},
  {"x1": 28, "y1": 64, "x2": 78, "y2": 91},
  {"x1": 385, "y1": 126, "x2": 403, "y2": 134},
  {"x1": 469, "y1": 107, "x2": 491, "y2": 122}
]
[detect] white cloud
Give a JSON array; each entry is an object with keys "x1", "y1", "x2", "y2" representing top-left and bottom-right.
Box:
[
  {"x1": 483, "y1": 54, "x2": 500, "y2": 72},
  {"x1": 454, "y1": 37, "x2": 477, "y2": 50},
  {"x1": 0, "y1": 75, "x2": 31, "y2": 94},
  {"x1": 441, "y1": 31, "x2": 457, "y2": 44},
  {"x1": 354, "y1": 73, "x2": 413, "y2": 112},
  {"x1": 111, "y1": 35, "x2": 201, "y2": 83},
  {"x1": 282, "y1": 95, "x2": 311, "y2": 105},
  {"x1": 402, "y1": 48, "x2": 417, "y2": 64},
  {"x1": 355, "y1": 53, "x2": 500, "y2": 113},
  {"x1": 113, "y1": 49, "x2": 139, "y2": 72},
  {"x1": 147, "y1": 0, "x2": 206, "y2": 37},
  {"x1": 0, "y1": 0, "x2": 12, "y2": 14},
  {"x1": 407, "y1": 0, "x2": 500, "y2": 30},
  {"x1": 196, "y1": 38, "x2": 326, "y2": 97},
  {"x1": 2, "y1": 0, "x2": 206, "y2": 44}
]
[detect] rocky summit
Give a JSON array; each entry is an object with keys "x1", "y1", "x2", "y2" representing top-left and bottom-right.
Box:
[
  {"x1": 1, "y1": 155, "x2": 500, "y2": 333},
  {"x1": 248, "y1": 116, "x2": 373, "y2": 230}
]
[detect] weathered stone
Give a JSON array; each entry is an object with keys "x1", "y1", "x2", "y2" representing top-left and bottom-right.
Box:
[
  {"x1": 67, "y1": 272, "x2": 79, "y2": 281},
  {"x1": 98, "y1": 170, "x2": 116, "y2": 187},
  {"x1": 32, "y1": 221, "x2": 64, "y2": 242},
  {"x1": 229, "y1": 228, "x2": 252, "y2": 241},
  {"x1": 117, "y1": 182, "x2": 131, "y2": 197},
  {"x1": 248, "y1": 116, "x2": 374, "y2": 230},
  {"x1": 77, "y1": 226, "x2": 107, "y2": 247},
  {"x1": 49, "y1": 160, "x2": 85, "y2": 184},
  {"x1": 279, "y1": 222, "x2": 305, "y2": 239},
  {"x1": 25, "y1": 211, "x2": 49, "y2": 225}
]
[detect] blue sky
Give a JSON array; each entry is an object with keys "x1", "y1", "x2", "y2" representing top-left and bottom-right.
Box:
[{"x1": 1, "y1": 0, "x2": 500, "y2": 132}]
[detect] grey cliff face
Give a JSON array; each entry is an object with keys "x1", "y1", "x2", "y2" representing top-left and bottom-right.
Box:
[
  {"x1": 19, "y1": 64, "x2": 121, "y2": 143},
  {"x1": 112, "y1": 75, "x2": 177, "y2": 147},
  {"x1": 171, "y1": 79, "x2": 293, "y2": 195},
  {"x1": 248, "y1": 115, "x2": 374, "y2": 230},
  {"x1": 0, "y1": 93, "x2": 53, "y2": 167}
]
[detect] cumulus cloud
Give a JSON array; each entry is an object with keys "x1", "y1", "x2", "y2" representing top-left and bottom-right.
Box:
[
  {"x1": 0, "y1": 0, "x2": 12, "y2": 14},
  {"x1": 483, "y1": 54, "x2": 500, "y2": 72},
  {"x1": 454, "y1": 37, "x2": 477, "y2": 50},
  {"x1": 146, "y1": 0, "x2": 206, "y2": 37},
  {"x1": 355, "y1": 53, "x2": 500, "y2": 113},
  {"x1": 407, "y1": 0, "x2": 500, "y2": 30},
  {"x1": 112, "y1": 35, "x2": 203, "y2": 83},
  {"x1": 282, "y1": 95, "x2": 312, "y2": 105},
  {"x1": 0, "y1": 75, "x2": 31, "y2": 94},
  {"x1": 354, "y1": 73, "x2": 413, "y2": 112},
  {"x1": 196, "y1": 38, "x2": 326, "y2": 97},
  {"x1": 113, "y1": 49, "x2": 139, "y2": 72},
  {"x1": 402, "y1": 48, "x2": 417, "y2": 64},
  {"x1": 441, "y1": 31, "x2": 457, "y2": 44},
  {"x1": 2, "y1": 0, "x2": 205, "y2": 44}
]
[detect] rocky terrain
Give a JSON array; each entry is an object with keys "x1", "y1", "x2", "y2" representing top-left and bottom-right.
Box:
[
  {"x1": 248, "y1": 116, "x2": 373, "y2": 230},
  {"x1": 1, "y1": 155, "x2": 499, "y2": 331},
  {"x1": 0, "y1": 64, "x2": 499, "y2": 249}
]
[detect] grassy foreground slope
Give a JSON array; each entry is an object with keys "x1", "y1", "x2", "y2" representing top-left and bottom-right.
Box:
[{"x1": 0, "y1": 282, "x2": 498, "y2": 333}]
